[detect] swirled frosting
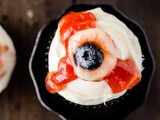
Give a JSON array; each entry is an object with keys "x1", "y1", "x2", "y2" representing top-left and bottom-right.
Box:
[{"x1": 48, "y1": 8, "x2": 143, "y2": 105}]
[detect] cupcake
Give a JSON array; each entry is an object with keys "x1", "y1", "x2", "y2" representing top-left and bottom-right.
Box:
[
  {"x1": 0, "y1": 25, "x2": 16, "y2": 92},
  {"x1": 29, "y1": 4, "x2": 155, "y2": 120},
  {"x1": 46, "y1": 7, "x2": 143, "y2": 105}
]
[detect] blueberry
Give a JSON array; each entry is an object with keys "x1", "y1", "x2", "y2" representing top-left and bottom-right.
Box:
[{"x1": 74, "y1": 43, "x2": 103, "y2": 70}]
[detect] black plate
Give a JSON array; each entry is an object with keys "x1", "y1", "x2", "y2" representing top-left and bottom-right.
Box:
[{"x1": 29, "y1": 4, "x2": 155, "y2": 120}]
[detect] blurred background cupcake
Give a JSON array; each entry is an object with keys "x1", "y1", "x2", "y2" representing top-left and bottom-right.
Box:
[{"x1": 0, "y1": 25, "x2": 16, "y2": 92}]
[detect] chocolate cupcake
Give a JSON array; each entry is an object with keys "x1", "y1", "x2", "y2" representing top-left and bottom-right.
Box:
[{"x1": 29, "y1": 4, "x2": 155, "y2": 120}]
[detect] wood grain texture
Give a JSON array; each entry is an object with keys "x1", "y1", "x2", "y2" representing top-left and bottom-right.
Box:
[{"x1": 0, "y1": 0, "x2": 159, "y2": 120}]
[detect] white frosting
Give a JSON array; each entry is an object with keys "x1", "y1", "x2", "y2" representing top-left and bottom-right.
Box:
[
  {"x1": 0, "y1": 25, "x2": 16, "y2": 93},
  {"x1": 59, "y1": 79, "x2": 126, "y2": 105},
  {"x1": 89, "y1": 8, "x2": 143, "y2": 71},
  {"x1": 48, "y1": 8, "x2": 143, "y2": 105}
]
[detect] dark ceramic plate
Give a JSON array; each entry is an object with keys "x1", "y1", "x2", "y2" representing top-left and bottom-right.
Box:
[{"x1": 29, "y1": 4, "x2": 155, "y2": 120}]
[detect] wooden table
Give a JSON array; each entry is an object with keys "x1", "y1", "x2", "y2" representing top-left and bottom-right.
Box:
[{"x1": 0, "y1": 0, "x2": 159, "y2": 120}]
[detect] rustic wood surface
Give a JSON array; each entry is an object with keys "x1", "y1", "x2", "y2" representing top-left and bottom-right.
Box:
[{"x1": 0, "y1": 0, "x2": 159, "y2": 120}]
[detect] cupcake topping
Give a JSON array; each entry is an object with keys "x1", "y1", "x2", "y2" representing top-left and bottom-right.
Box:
[
  {"x1": 74, "y1": 42, "x2": 103, "y2": 70},
  {"x1": 46, "y1": 10, "x2": 142, "y2": 95}
]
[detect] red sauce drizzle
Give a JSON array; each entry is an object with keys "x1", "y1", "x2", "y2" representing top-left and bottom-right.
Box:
[
  {"x1": 46, "y1": 55, "x2": 77, "y2": 93},
  {"x1": 105, "y1": 59, "x2": 141, "y2": 93},
  {"x1": 58, "y1": 11, "x2": 96, "y2": 48},
  {"x1": 46, "y1": 11, "x2": 96, "y2": 93},
  {"x1": 0, "y1": 45, "x2": 8, "y2": 79}
]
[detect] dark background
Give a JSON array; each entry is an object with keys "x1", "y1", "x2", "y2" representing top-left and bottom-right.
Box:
[{"x1": 0, "y1": 0, "x2": 159, "y2": 120}]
